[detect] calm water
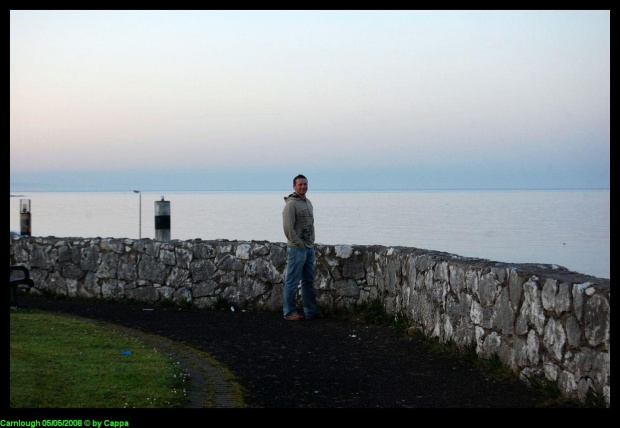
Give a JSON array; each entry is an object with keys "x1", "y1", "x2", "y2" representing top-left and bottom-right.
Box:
[{"x1": 9, "y1": 189, "x2": 610, "y2": 280}]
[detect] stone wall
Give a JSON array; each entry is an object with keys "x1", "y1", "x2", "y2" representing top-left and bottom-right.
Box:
[{"x1": 9, "y1": 233, "x2": 610, "y2": 406}]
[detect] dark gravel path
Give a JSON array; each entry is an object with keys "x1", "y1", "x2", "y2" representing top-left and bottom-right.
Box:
[{"x1": 16, "y1": 296, "x2": 559, "y2": 409}]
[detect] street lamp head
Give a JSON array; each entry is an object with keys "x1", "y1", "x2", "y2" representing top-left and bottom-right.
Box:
[{"x1": 133, "y1": 190, "x2": 140, "y2": 193}]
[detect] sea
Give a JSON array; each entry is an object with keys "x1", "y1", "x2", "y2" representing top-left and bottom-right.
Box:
[{"x1": 9, "y1": 189, "x2": 610, "y2": 280}]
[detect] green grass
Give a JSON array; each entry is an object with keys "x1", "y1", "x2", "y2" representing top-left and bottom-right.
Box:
[{"x1": 10, "y1": 309, "x2": 190, "y2": 408}]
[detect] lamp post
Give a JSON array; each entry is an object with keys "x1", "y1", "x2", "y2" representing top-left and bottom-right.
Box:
[{"x1": 133, "y1": 190, "x2": 142, "y2": 239}]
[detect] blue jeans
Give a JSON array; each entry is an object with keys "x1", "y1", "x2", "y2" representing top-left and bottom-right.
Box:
[{"x1": 283, "y1": 246, "x2": 318, "y2": 318}]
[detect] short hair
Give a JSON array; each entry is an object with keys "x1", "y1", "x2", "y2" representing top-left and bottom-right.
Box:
[{"x1": 293, "y1": 174, "x2": 307, "y2": 185}]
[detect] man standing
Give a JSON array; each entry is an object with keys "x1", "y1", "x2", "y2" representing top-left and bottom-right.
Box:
[{"x1": 282, "y1": 174, "x2": 320, "y2": 321}]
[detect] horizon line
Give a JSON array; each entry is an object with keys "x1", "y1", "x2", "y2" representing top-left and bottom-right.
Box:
[{"x1": 10, "y1": 186, "x2": 611, "y2": 195}]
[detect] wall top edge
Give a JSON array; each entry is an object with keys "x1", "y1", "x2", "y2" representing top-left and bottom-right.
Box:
[{"x1": 9, "y1": 233, "x2": 610, "y2": 288}]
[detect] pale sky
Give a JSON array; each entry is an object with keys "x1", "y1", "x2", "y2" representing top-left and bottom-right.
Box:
[{"x1": 10, "y1": 10, "x2": 610, "y2": 191}]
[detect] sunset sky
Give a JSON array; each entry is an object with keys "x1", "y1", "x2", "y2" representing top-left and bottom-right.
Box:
[{"x1": 10, "y1": 10, "x2": 610, "y2": 191}]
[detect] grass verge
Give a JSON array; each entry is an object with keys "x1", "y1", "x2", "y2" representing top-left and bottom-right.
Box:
[{"x1": 10, "y1": 308, "x2": 190, "y2": 408}]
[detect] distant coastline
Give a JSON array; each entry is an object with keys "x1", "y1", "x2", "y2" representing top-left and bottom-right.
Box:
[{"x1": 8, "y1": 187, "x2": 611, "y2": 194}]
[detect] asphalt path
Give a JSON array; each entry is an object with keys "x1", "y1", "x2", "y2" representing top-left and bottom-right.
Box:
[{"x1": 11, "y1": 295, "x2": 565, "y2": 411}]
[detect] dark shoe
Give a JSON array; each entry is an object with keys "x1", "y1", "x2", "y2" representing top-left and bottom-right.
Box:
[{"x1": 284, "y1": 314, "x2": 305, "y2": 321}]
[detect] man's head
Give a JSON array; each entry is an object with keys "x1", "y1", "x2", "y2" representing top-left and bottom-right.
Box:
[{"x1": 293, "y1": 174, "x2": 308, "y2": 198}]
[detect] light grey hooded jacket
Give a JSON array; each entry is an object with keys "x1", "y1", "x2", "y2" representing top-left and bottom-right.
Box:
[{"x1": 282, "y1": 192, "x2": 315, "y2": 248}]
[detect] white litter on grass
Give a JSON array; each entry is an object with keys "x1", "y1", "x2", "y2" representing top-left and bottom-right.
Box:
[
  {"x1": 230, "y1": 306, "x2": 235, "y2": 312},
  {"x1": 349, "y1": 334, "x2": 357, "y2": 338}
]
